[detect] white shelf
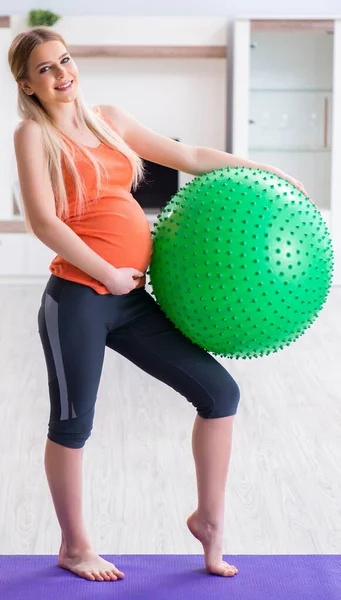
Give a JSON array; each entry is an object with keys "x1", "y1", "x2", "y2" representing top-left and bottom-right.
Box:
[
  {"x1": 250, "y1": 88, "x2": 332, "y2": 93},
  {"x1": 249, "y1": 148, "x2": 331, "y2": 153}
]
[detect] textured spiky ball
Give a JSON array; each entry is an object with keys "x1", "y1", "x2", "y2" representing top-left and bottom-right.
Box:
[{"x1": 149, "y1": 167, "x2": 334, "y2": 359}]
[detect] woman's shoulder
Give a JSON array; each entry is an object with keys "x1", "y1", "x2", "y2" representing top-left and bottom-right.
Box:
[
  {"x1": 94, "y1": 104, "x2": 117, "y2": 120},
  {"x1": 14, "y1": 118, "x2": 42, "y2": 145},
  {"x1": 15, "y1": 118, "x2": 40, "y2": 133},
  {"x1": 93, "y1": 104, "x2": 124, "y2": 136}
]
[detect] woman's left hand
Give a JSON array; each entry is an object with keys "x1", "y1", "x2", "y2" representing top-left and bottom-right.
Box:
[{"x1": 265, "y1": 166, "x2": 315, "y2": 205}]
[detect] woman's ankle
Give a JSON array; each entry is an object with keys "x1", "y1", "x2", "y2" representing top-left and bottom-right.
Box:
[{"x1": 60, "y1": 532, "x2": 94, "y2": 556}]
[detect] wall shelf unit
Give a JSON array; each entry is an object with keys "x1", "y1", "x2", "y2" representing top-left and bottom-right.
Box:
[
  {"x1": 0, "y1": 17, "x2": 10, "y2": 28},
  {"x1": 68, "y1": 45, "x2": 226, "y2": 58},
  {"x1": 251, "y1": 19, "x2": 334, "y2": 33},
  {"x1": 232, "y1": 16, "x2": 341, "y2": 285},
  {"x1": 0, "y1": 220, "x2": 27, "y2": 233}
]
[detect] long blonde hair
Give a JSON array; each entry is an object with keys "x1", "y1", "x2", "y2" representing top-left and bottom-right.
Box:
[{"x1": 8, "y1": 27, "x2": 144, "y2": 220}]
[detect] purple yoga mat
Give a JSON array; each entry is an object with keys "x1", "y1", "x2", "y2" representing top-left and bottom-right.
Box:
[{"x1": 0, "y1": 554, "x2": 340, "y2": 600}]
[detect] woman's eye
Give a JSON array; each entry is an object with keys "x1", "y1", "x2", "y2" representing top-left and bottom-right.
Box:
[{"x1": 40, "y1": 56, "x2": 70, "y2": 74}]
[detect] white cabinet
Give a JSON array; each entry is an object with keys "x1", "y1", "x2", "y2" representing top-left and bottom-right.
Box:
[
  {"x1": 0, "y1": 234, "x2": 26, "y2": 275},
  {"x1": 0, "y1": 234, "x2": 55, "y2": 277},
  {"x1": 25, "y1": 235, "x2": 55, "y2": 276},
  {"x1": 232, "y1": 17, "x2": 341, "y2": 285},
  {"x1": 0, "y1": 27, "x2": 17, "y2": 220}
]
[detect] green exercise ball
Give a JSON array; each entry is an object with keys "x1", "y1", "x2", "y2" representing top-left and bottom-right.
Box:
[{"x1": 149, "y1": 167, "x2": 334, "y2": 359}]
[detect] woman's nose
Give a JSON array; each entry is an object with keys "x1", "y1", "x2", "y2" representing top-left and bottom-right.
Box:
[{"x1": 56, "y1": 67, "x2": 67, "y2": 78}]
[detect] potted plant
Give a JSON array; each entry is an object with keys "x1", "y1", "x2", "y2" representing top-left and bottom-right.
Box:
[{"x1": 28, "y1": 9, "x2": 61, "y2": 27}]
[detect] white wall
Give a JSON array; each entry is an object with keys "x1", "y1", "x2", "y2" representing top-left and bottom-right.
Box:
[
  {"x1": 2, "y1": 0, "x2": 341, "y2": 16},
  {"x1": 76, "y1": 57, "x2": 227, "y2": 193}
]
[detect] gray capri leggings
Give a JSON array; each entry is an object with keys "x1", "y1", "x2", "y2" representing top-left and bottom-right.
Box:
[{"x1": 38, "y1": 275, "x2": 240, "y2": 449}]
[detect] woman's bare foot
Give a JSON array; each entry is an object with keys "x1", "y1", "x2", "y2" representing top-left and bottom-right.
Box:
[
  {"x1": 187, "y1": 510, "x2": 238, "y2": 577},
  {"x1": 58, "y1": 542, "x2": 125, "y2": 582}
]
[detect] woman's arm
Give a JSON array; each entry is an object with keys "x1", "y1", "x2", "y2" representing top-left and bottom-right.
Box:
[
  {"x1": 14, "y1": 119, "x2": 117, "y2": 286},
  {"x1": 100, "y1": 105, "x2": 308, "y2": 196}
]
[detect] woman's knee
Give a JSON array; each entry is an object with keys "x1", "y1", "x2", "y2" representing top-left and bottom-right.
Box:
[
  {"x1": 195, "y1": 367, "x2": 240, "y2": 420},
  {"x1": 47, "y1": 428, "x2": 91, "y2": 449},
  {"x1": 47, "y1": 411, "x2": 94, "y2": 449}
]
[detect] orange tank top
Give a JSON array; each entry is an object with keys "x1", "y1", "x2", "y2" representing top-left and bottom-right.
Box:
[{"x1": 49, "y1": 106, "x2": 153, "y2": 294}]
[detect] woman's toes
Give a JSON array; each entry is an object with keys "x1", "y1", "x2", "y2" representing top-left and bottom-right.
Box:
[
  {"x1": 107, "y1": 570, "x2": 118, "y2": 580},
  {"x1": 223, "y1": 562, "x2": 238, "y2": 576},
  {"x1": 115, "y1": 569, "x2": 124, "y2": 578},
  {"x1": 93, "y1": 572, "x2": 104, "y2": 581},
  {"x1": 100, "y1": 570, "x2": 111, "y2": 580}
]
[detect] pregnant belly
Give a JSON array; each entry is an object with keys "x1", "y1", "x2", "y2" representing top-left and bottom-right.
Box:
[{"x1": 67, "y1": 200, "x2": 153, "y2": 271}]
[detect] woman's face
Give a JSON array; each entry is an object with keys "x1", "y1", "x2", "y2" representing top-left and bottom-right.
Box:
[{"x1": 20, "y1": 40, "x2": 79, "y2": 105}]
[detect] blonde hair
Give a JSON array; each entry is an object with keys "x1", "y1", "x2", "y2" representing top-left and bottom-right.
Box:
[{"x1": 8, "y1": 27, "x2": 144, "y2": 220}]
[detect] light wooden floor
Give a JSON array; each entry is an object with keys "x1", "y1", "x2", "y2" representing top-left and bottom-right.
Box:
[{"x1": 0, "y1": 282, "x2": 340, "y2": 556}]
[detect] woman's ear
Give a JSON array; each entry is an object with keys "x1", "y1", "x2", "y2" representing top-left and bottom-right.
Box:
[{"x1": 18, "y1": 80, "x2": 34, "y2": 95}]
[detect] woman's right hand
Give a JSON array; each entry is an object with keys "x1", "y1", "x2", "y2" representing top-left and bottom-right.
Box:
[{"x1": 102, "y1": 266, "x2": 145, "y2": 295}]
